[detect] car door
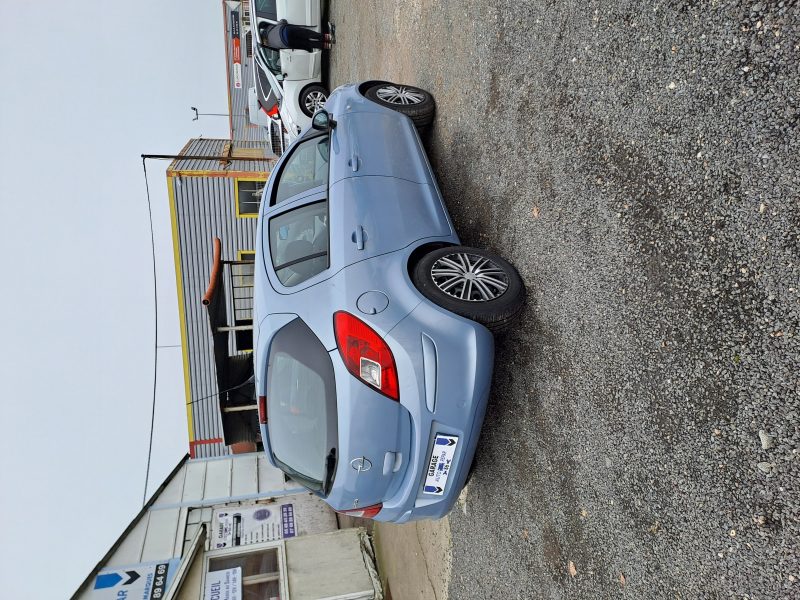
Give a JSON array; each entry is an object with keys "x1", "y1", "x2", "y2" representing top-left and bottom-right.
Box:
[
  {"x1": 261, "y1": 130, "x2": 331, "y2": 291},
  {"x1": 257, "y1": 40, "x2": 318, "y2": 94},
  {"x1": 326, "y1": 113, "x2": 452, "y2": 265},
  {"x1": 264, "y1": 126, "x2": 451, "y2": 282},
  {"x1": 255, "y1": 47, "x2": 284, "y2": 99},
  {"x1": 276, "y1": 0, "x2": 320, "y2": 27},
  {"x1": 328, "y1": 108, "x2": 437, "y2": 187},
  {"x1": 328, "y1": 176, "x2": 451, "y2": 268},
  {"x1": 279, "y1": 49, "x2": 321, "y2": 83}
]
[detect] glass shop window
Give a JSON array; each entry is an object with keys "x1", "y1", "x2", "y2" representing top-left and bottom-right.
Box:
[
  {"x1": 208, "y1": 548, "x2": 281, "y2": 600},
  {"x1": 237, "y1": 179, "x2": 266, "y2": 217}
]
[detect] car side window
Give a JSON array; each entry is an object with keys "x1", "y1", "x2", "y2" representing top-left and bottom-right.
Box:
[
  {"x1": 268, "y1": 201, "x2": 329, "y2": 287},
  {"x1": 273, "y1": 136, "x2": 330, "y2": 205},
  {"x1": 258, "y1": 46, "x2": 282, "y2": 78}
]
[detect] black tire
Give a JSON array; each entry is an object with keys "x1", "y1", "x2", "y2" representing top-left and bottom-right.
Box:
[
  {"x1": 299, "y1": 84, "x2": 329, "y2": 117},
  {"x1": 412, "y1": 246, "x2": 525, "y2": 333},
  {"x1": 365, "y1": 82, "x2": 435, "y2": 128}
]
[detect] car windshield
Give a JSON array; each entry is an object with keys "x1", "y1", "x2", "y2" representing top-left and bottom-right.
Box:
[
  {"x1": 267, "y1": 318, "x2": 337, "y2": 495},
  {"x1": 269, "y1": 200, "x2": 329, "y2": 286}
]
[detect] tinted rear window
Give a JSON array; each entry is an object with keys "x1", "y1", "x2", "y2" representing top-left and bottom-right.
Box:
[{"x1": 266, "y1": 319, "x2": 337, "y2": 493}]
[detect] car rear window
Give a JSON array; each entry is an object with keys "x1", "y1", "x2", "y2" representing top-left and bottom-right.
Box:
[{"x1": 266, "y1": 318, "x2": 337, "y2": 494}]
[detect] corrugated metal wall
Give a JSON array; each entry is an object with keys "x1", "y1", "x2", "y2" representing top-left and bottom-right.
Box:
[
  {"x1": 171, "y1": 138, "x2": 270, "y2": 174},
  {"x1": 171, "y1": 138, "x2": 275, "y2": 457},
  {"x1": 224, "y1": 0, "x2": 261, "y2": 142}
]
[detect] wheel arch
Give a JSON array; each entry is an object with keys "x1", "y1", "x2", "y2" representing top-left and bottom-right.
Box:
[
  {"x1": 357, "y1": 80, "x2": 392, "y2": 99},
  {"x1": 406, "y1": 241, "x2": 458, "y2": 280},
  {"x1": 299, "y1": 81, "x2": 329, "y2": 98},
  {"x1": 298, "y1": 82, "x2": 329, "y2": 117},
  {"x1": 409, "y1": 244, "x2": 527, "y2": 333}
]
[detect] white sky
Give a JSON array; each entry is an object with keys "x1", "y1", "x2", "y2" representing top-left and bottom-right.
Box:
[{"x1": 0, "y1": 2, "x2": 231, "y2": 597}]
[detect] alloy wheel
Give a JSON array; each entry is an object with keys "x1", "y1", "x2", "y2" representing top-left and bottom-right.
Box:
[
  {"x1": 375, "y1": 85, "x2": 426, "y2": 105},
  {"x1": 430, "y1": 252, "x2": 509, "y2": 302},
  {"x1": 304, "y1": 90, "x2": 327, "y2": 113}
]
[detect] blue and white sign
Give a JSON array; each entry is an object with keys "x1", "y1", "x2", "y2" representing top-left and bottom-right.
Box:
[
  {"x1": 423, "y1": 434, "x2": 459, "y2": 495},
  {"x1": 92, "y1": 559, "x2": 179, "y2": 600},
  {"x1": 212, "y1": 503, "x2": 297, "y2": 548}
]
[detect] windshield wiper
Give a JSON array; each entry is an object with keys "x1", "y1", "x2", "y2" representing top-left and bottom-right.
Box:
[{"x1": 323, "y1": 448, "x2": 337, "y2": 495}]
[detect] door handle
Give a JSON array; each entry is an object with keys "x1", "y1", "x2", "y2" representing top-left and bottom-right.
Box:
[
  {"x1": 348, "y1": 154, "x2": 359, "y2": 172},
  {"x1": 352, "y1": 226, "x2": 365, "y2": 250}
]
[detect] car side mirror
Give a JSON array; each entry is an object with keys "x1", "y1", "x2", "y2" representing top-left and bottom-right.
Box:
[{"x1": 312, "y1": 110, "x2": 336, "y2": 131}]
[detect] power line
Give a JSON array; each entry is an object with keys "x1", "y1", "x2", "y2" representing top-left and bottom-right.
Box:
[
  {"x1": 184, "y1": 375, "x2": 256, "y2": 407},
  {"x1": 141, "y1": 158, "x2": 159, "y2": 507},
  {"x1": 138, "y1": 150, "x2": 268, "y2": 503}
]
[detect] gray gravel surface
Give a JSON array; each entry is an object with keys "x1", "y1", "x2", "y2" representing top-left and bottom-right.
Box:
[{"x1": 328, "y1": 1, "x2": 799, "y2": 598}]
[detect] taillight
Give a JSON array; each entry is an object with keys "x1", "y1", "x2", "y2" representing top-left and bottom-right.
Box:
[
  {"x1": 259, "y1": 102, "x2": 279, "y2": 118},
  {"x1": 336, "y1": 503, "x2": 383, "y2": 519},
  {"x1": 333, "y1": 312, "x2": 399, "y2": 400},
  {"x1": 258, "y1": 395, "x2": 267, "y2": 424}
]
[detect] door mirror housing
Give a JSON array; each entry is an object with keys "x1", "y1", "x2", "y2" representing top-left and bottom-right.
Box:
[{"x1": 312, "y1": 110, "x2": 336, "y2": 131}]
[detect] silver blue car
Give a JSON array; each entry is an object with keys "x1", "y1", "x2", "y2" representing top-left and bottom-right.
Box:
[{"x1": 254, "y1": 81, "x2": 525, "y2": 522}]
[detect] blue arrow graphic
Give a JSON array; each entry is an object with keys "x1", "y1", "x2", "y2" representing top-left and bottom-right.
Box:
[{"x1": 94, "y1": 573, "x2": 123, "y2": 589}]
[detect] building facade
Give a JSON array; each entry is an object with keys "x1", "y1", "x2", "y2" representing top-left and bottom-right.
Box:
[
  {"x1": 73, "y1": 455, "x2": 381, "y2": 600},
  {"x1": 223, "y1": 0, "x2": 261, "y2": 142},
  {"x1": 168, "y1": 138, "x2": 276, "y2": 457}
]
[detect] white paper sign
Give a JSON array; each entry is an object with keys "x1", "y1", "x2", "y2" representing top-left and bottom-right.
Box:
[
  {"x1": 204, "y1": 567, "x2": 241, "y2": 600},
  {"x1": 211, "y1": 503, "x2": 297, "y2": 549}
]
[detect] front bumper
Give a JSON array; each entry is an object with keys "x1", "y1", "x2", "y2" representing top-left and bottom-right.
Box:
[{"x1": 375, "y1": 299, "x2": 494, "y2": 523}]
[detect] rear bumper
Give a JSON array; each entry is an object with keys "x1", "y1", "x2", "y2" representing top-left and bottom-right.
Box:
[{"x1": 375, "y1": 299, "x2": 494, "y2": 523}]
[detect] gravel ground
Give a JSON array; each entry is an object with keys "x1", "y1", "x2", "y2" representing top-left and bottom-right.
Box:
[{"x1": 328, "y1": 1, "x2": 799, "y2": 598}]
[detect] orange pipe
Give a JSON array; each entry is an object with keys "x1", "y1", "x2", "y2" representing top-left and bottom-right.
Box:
[{"x1": 202, "y1": 237, "x2": 223, "y2": 305}]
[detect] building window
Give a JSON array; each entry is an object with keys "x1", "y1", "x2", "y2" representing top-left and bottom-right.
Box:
[
  {"x1": 235, "y1": 179, "x2": 266, "y2": 218},
  {"x1": 206, "y1": 545, "x2": 285, "y2": 600},
  {"x1": 233, "y1": 251, "x2": 255, "y2": 352}
]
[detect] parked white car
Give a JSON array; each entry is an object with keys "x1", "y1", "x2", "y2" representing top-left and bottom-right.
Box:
[
  {"x1": 246, "y1": 87, "x2": 286, "y2": 157},
  {"x1": 249, "y1": 0, "x2": 328, "y2": 139}
]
